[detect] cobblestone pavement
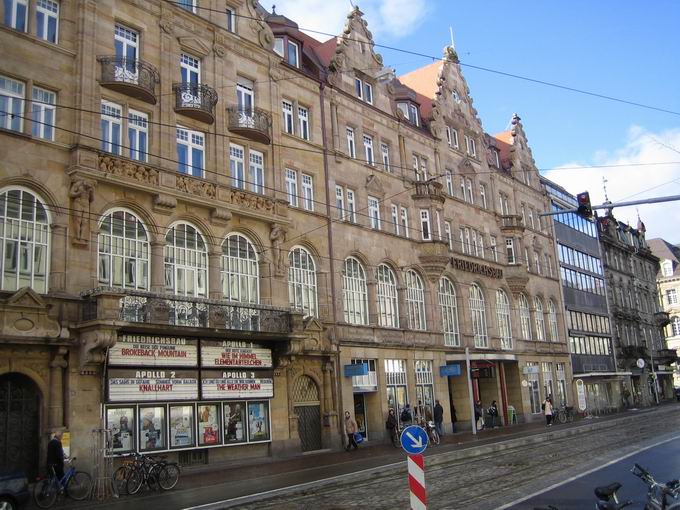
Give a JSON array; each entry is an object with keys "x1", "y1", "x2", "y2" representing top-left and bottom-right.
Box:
[{"x1": 229, "y1": 407, "x2": 680, "y2": 510}]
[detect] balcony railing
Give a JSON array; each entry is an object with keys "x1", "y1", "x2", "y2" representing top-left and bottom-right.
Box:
[
  {"x1": 82, "y1": 289, "x2": 291, "y2": 334},
  {"x1": 499, "y1": 215, "x2": 525, "y2": 233},
  {"x1": 412, "y1": 180, "x2": 445, "y2": 202},
  {"x1": 656, "y1": 348, "x2": 679, "y2": 361},
  {"x1": 173, "y1": 82, "x2": 218, "y2": 124},
  {"x1": 571, "y1": 354, "x2": 615, "y2": 374},
  {"x1": 226, "y1": 105, "x2": 271, "y2": 144},
  {"x1": 352, "y1": 371, "x2": 378, "y2": 390},
  {"x1": 98, "y1": 56, "x2": 159, "y2": 104}
]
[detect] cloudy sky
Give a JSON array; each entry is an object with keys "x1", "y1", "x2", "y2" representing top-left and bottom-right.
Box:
[{"x1": 272, "y1": 0, "x2": 680, "y2": 243}]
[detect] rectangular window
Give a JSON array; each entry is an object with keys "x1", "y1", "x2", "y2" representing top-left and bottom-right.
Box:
[
  {"x1": 421, "y1": 160, "x2": 428, "y2": 181},
  {"x1": 529, "y1": 208, "x2": 535, "y2": 229},
  {"x1": 368, "y1": 196, "x2": 381, "y2": 230},
  {"x1": 180, "y1": 52, "x2": 201, "y2": 84},
  {"x1": 420, "y1": 210, "x2": 431, "y2": 241},
  {"x1": 36, "y1": 0, "x2": 59, "y2": 42},
  {"x1": 413, "y1": 154, "x2": 420, "y2": 181},
  {"x1": 451, "y1": 128, "x2": 459, "y2": 149},
  {"x1": 354, "y1": 78, "x2": 363, "y2": 100},
  {"x1": 287, "y1": 40, "x2": 299, "y2": 67},
  {"x1": 0, "y1": 75, "x2": 25, "y2": 133},
  {"x1": 228, "y1": 143, "x2": 245, "y2": 188},
  {"x1": 505, "y1": 238, "x2": 515, "y2": 264},
  {"x1": 4, "y1": 0, "x2": 27, "y2": 31},
  {"x1": 236, "y1": 76, "x2": 254, "y2": 112},
  {"x1": 480, "y1": 184, "x2": 487, "y2": 208},
  {"x1": 298, "y1": 106, "x2": 309, "y2": 140},
  {"x1": 667, "y1": 289, "x2": 678, "y2": 305},
  {"x1": 225, "y1": 7, "x2": 236, "y2": 32},
  {"x1": 490, "y1": 236, "x2": 498, "y2": 262},
  {"x1": 100, "y1": 101, "x2": 122, "y2": 154},
  {"x1": 177, "y1": 0, "x2": 196, "y2": 13},
  {"x1": 301, "y1": 174, "x2": 314, "y2": 211},
  {"x1": 127, "y1": 109, "x2": 148, "y2": 162},
  {"x1": 282, "y1": 100, "x2": 294, "y2": 134},
  {"x1": 467, "y1": 178, "x2": 474, "y2": 204},
  {"x1": 381, "y1": 143, "x2": 390, "y2": 172},
  {"x1": 535, "y1": 252, "x2": 541, "y2": 275},
  {"x1": 274, "y1": 37, "x2": 284, "y2": 57},
  {"x1": 364, "y1": 82, "x2": 373, "y2": 104},
  {"x1": 346, "y1": 127, "x2": 356, "y2": 158},
  {"x1": 409, "y1": 104, "x2": 419, "y2": 126},
  {"x1": 335, "y1": 185, "x2": 345, "y2": 220},
  {"x1": 445, "y1": 170, "x2": 453, "y2": 195},
  {"x1": 363, "y1": 135, "x2": 374, "y2": 165},
  {"x1": 176, "y1": 127, "x2": 204, "y2": 177},
  {"x1": 346, "y1": 189, "x2": 356, "y2": 222},
  {"x1": 525, "y1": 248, "x2": 531, "y2": 272},
  {"x1": 493, "y1": 149, "x2": 500, "y2": 168},
  {"x1": 400, "y1": 207, "x2": 409, "y2": 238},
  {"x1": 391, "y1": 205, "x2": 399, "y2": 236},
  {"x1": 249, "y1": 150, "x2": 264, "y2": 194},
  {"x1": 31, "y1": 86, "x2": 56, "y2": 140},
  {"x1": 445, "y1": 221, "x2": 452, "y2": 250},
  {"x1": 285, "y1": 168, "x2": 298, "y2": 207},
  {"x1": 465, "y1": 135, "x2": 476, "y2": 156}
]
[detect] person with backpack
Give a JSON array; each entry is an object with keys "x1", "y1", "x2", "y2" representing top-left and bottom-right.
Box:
[
  {"x1": 543, "y1": 396, "x2": 554, "y2": 426},
  {"x1": 488, "y1": 400, "x2": 499, "y2": 428},
  {"x1": 400, "y1": 404, "x2": 413, "y2": 427},
  {"x1": 385, "y1": 408, "x2": 399, "y2": 446}
]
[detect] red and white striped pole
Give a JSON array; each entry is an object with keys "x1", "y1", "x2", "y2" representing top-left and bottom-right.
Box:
[{"x1": 408, "y1": 454, "x2": 427, "y2": 510}]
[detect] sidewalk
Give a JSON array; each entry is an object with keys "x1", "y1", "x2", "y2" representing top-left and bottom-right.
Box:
[{"x1": 71, "y1": 402, "x2": 678, "y2": 510}]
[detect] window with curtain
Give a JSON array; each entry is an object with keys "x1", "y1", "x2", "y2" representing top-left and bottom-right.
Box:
[
  {"x1": 288, "y1": 246, "x2": 317, "y2": 317},
  {"x1": 164, "y1": 222, "x2": 207, "y2": 297},
  {"x1": 342, "y1": 257, "x2": 368, "y2": 325},
  {"x1": 376, "y1": 264, "x2": 399, "y2": 328},
  {"x1": 439, "y1": 277, "x2": 459, "y2": 347},
  {"x1": 469, "y1": 284, "x2": 488, "y2": 348},
  {"x1": 0, "y1": 188, "x2": 50, "y2": 293},
  {"x1": 496, "y1": 289, "x2": 512, "y2": 350},
  {"x1": 98, "y1": 210, "x2": 149, "y2": 290},
  {"x1": 221, "y1": 233, "x2": 259, "y2": 304}
]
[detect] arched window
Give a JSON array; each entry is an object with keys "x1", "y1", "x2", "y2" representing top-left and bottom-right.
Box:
[
  {"x1": 221, "y1": 233, "x2": 259, "y2": 304},
  {"x1": 671, "y1": 317, "x2": 680, "y2": 337},
  {"x1": 342, "y1": 257, "x2": 368, "y2": 325},
  {"x1": 164, "y1": 222, "x2": 208, "y2": 297},
  {"x1": 405, "y1": 270, "x2": 426, "y2": 330},
  {"x1": 534, "y1": 297, "x2": 546, "y2": 341},
  {"x1": 469, "y1": 284, "x2": 488, "y2": 348},
  {"x1": 98, "y1": 210, "x2": 149, "y2": 290},
  {"x1": 519, "y1": 293, "x2": 532, "y2": 340},
  {"x1": 439, "y1": 277, "x2": 459, "y2": 347},
  {"x1": 548, "y1": 299, "x2": 559, "y2": 341},
  {"x1": 0, "y1": 188, "x2": 49, "y2": 293},
  {"x1": 288, "y1": 246, "x2": 317, "y2": 317},
  {"x1": 376, "y1": 264, "x2": 399, "y2": 328},
  {"x1": 496, "y1": 289, "x2": 512, "y2": 350}
]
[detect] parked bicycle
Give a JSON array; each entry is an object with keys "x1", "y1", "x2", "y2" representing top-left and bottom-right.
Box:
[
  {"x1": 631, "y1": 463, "x2": 680, "y2": 509},
  {"x1": 124, "y1": 453, "x2": 180, "y2": 495},
  {"x1": 418, "y1": 418, "x2": 440, "y2": 446},
  {"x1": 33, "y1": 457, "x2": 92, "y2": 508},
  {"x1": 552, "y1": 405, "x2": 575, "y2": 425}
]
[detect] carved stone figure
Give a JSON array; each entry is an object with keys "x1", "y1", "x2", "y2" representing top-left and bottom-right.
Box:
[
  {"x1": 69, "y1": 180, "x2": 94, "y2": 243},
  {"x1": 270, "y1": 224, "x2": 286, "y2": 275}
]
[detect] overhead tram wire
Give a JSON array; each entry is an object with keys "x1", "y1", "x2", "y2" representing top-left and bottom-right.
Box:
[
  {"x1": 5, "y1": 94, "x2": 680, "y2": 178},
  {"x1": 163, "y1": 0, "x2": 680, "y2": 118}
]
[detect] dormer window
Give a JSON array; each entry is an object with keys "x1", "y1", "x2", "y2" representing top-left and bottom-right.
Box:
[
  {"x1": 662, "y1": 260, "x2": 674, "y2": 277},
  {"x1": 397, "y1": 102, "x2": 419, "y2": 126},
  {"x1": 354, "y1": 78, "x2": 373, "y2": 104},
  {"x1": 452, "y1": 90, "x2": 461, "y2": 104},
  {"x1": 492, "y1": 148, "x2": 500, "y2": 168},
  {"x1": 274, "y1": 37, "x2": 300, "y2": 68}
]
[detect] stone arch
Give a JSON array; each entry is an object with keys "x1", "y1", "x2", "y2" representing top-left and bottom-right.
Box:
[
  {"x1": 163, "y1": 214, "x2": 216, "y2": 249},
  {"x1": 291, "y1": 373, "x2": 323, "y2": 452},
  {"x1": 0, "y1": 177, "x2": 62, "y2": 220},
  {"x1": 95, "y1": 200, "x2": 159, "y2": 239}
]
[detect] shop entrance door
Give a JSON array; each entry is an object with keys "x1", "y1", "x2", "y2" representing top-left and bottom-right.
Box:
[
  {"x1": 353, "y1": 394, "x2": 367, "y2": 439},
  {"x1": 293, "y1": 375, "x2": 322, "y2": 452},
  {"x1": 0, "y1": 373, "x2": 41, "y2": 479}
]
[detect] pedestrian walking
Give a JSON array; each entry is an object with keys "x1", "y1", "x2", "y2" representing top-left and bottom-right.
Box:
[
  {"x1": 344, "y1": 411, "x2": 359, "y2": 451},
  {"x1": 488, "y1": 400, "x2": 499, "y2": 428},
  {"x1": 47, "y1": 430, "x2": 65, "y2": 480},
  {"x1": 433, "y1": 400, "x2": 444, "y2": 437},
  {"x1": 543, "y1": 397, "x2": 553, "y2": 426},
  {"x1": 474, "y1": 400, "x2": 485, "y2": 430},
  {"x1": 400, "y1": 404, "x2": 413, "y2": 427},
  {"x1": 385, "y1": 408, "x2": 399, "y2": 445},
  {"x1": 451, "y1": 403, "x2": 458, "y2": 433}
]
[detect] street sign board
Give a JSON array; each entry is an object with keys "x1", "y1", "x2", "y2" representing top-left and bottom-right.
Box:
[
  {"x1": 400, "y1": 425, "x2": 428, "y2": 455},
  {"x1": 343, "y1": 363, "x2": 369, "y2": 377},
  {"x1": 439, "y1": 364, "x2": 461, "y2": 377}
]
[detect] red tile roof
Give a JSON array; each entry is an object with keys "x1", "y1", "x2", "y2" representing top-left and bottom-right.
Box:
[
  {"x1": 398, "y1": 61, "x2": 442, "y2": 100},
  {"x1": 493, "y1": 130, "x2": 514, "y2": 169}
]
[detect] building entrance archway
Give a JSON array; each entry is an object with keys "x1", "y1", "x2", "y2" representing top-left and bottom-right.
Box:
[
  {"x1": 292, "y1": 375, "x2": 322, "y2": 452},
  {"x1": 0, "y1": 373, "x2": 42, "y2": 479}
]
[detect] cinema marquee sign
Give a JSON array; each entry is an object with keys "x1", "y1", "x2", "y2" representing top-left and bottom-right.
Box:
[
  {"x1": 451, "y1": 258, "x2": 503, "y2": 279},
  {"x1": 108, "y1": 335, "x2": 198, "y2": 367},
  {"x1": 201, "y1": 340, "x2": 273, "y2": 368},
  {"x1": 107, "y1": 369, "x2": 199, "y2": 401},
  {"x1": 201, "y1": 370, "x2": 274, "y2": 399}
]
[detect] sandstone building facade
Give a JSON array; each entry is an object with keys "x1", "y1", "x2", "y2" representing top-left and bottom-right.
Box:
[{"x1": 0, "y1": 0, "x2": 572, "y2": 476}]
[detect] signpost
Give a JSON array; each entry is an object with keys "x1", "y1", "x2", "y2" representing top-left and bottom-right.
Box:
[
  {"x1": 401, "y1": 425, "x2": 428, "y2": 509},
  {"x1": 575, "y1": 378, "x2": 587, "y2": 412}
]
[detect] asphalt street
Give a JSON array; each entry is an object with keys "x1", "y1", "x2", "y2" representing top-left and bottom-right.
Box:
[{"x1": 510, "y1": 437, "x2": 680, "y2": 509}]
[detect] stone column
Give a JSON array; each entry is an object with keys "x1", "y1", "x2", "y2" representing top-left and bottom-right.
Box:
[
  {"x1": 49, "y1": 347, "x2": 68, "y2": 430},
  {"x1": 366, "y1": 277, "x2": 378, "y2": 326},
  {"x1": 208, "y1": 247, "x2": 222, "y2": 300},
  {"x1": 397, "y1": 283, "x2": 408, "y2": 329},
  {"x1": 150, "y1": 240, "x2": 165, "y2": 294},
  {"x1": 49, "y1": 223, "x2": 68, "y2": 292}
]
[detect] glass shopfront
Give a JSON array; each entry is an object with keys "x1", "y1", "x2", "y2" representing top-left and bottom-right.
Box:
[{"x1": 105, "y1": 335, "x2": 274, "y2": 455}]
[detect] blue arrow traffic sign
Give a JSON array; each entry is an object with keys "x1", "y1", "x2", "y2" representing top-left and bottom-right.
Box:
[{"x1": 400, "y1": 425, "x2": 428, "y2": 455}]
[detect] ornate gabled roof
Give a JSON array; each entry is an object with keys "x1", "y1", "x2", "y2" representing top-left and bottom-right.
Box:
[{"x1": 327, "y1": 6, "x2": 384, "y2": 74}]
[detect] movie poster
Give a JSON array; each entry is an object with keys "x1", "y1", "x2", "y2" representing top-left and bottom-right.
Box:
[
  {"x1": 247, "y1": 401, "x2": 270, "y2": 442},
  {"x1": 223, "y1": 402, "x2": 246, "y2": 444},
  {"x1": 169, "y1": 405, "x2": 195, "y2": 448},
  {"x1": 197, "y1": 404, "x2": 220, "y2": 446},
  {"x1": 107, "y1": 407, "x2": 135, "y2": 453},
  {"x1": 139, "y1": 406, "x2": 165, "y2": 451}
]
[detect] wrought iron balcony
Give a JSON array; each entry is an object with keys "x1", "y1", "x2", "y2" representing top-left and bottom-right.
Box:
[
  {"x1": 82, "y1": 289, "x2": 291, "y2": 334},
  {"x1": 226, "y1": 105, "x2": 271, "y2": 144},
  {"x1": 98, "y1": 56, "x2": 160, "y2": 104},
  {"x1": 173, "y1": 82, "x2": 218, "y2": 124},
  {"x1": 656, "y1": 348, "x2": 679, "y2": 362}
]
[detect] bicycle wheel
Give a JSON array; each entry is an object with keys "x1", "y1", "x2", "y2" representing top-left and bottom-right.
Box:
[
  {"x1": 126, "y1": 467, "x2": 144, "y2": 495},
  {"x1": 67, "y1": 471, "x2": 92, "y2": 501},
  {"x1": 430, "y1": 429, "x2": 440, "y2": 446},
  {"x1": 113, "y1": 466, "x2": 129, "y2": 495},
  {"x1": 146, "y1": 464, "x2": 161, "y2": 492},
  {"x1": 34, "y1": 478, "x2": 58, "y2": 509},
  {"x1": 157, "y1": 464, "x2": 180, "y2": 491}
]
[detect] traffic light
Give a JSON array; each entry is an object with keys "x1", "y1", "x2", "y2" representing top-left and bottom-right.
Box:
[{"x1": 576, "y1": 191, "x2": 592, "y2": 219}]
